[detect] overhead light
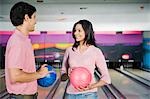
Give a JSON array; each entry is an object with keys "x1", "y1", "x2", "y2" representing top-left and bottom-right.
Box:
[
  {"x1": 80, "y1": 7, "x2": 87, "y2": 10},
  {"x1": 60, "y1": 12, "x2": 64, "y2": 15},
  {"x1": 37, "y1": 0, "x2": 43, "y2": 3},
  {"x1": 56, "y1": 17, "x2": 67, "y2": 21},
  {"x1": 0, "y1": 16, "x2": 4, "y2": 19}
]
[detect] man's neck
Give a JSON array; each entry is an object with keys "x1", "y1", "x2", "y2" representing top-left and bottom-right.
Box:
[{"x1": 16, "y1": 26, "x2": 29, "y2": 36}]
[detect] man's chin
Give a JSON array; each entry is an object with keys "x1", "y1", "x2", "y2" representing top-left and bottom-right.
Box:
[{"x1": 30, "y1": 29, "x2": 35, "y2": 32}]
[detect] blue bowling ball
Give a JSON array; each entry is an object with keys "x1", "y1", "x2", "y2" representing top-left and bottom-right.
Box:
[{"x1": 37, "y1": 65, "x2": 57, "y2": 87}]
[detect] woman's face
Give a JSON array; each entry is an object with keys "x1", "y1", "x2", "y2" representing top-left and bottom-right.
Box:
[{"x1": 74, "y1": 24, "x2": 85, "y2": 43}]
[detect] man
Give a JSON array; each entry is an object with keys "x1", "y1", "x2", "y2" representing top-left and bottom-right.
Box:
[{"x1": 5, "y1": 2, "x2": 49, "y2": 99}]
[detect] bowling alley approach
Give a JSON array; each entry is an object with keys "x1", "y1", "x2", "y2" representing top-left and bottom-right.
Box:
[{"x1": 0, "y1": 0, "x2": 150, "y2": 99}]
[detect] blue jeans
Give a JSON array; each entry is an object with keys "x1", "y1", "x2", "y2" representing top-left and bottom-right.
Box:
[{"x1": 65, "y1": 92, "x2": 98, "y2": 99}]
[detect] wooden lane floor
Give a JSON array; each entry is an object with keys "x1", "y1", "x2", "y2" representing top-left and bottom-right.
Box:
[
  {"x1": 109, "y1": 69, "x2": 150, "y2": 99},
  {"x1": 0, "y1": 69, "x2": 5, "y2": 92},
  {"x1": 125, "y1": 68, "x2": 150, "y2": 81}
]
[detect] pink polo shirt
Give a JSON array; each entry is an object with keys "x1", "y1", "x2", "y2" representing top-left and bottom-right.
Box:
[
  {"x1": 61, "y1": 45, "x2": 111, "y2": 94},
  {"x1": 5, "y1": 29, "x2": 37, "y2": 95}
]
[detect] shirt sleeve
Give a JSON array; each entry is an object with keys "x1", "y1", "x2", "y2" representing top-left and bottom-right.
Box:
[
  {"x1": 95, "y1": 48, "x2": 111, "y2": 84},
  {"x1": 7, "y1": 41, "x2": 24, "y2": 69},
  {"x1": 61, "y1": 48, "x2": 69, "y2": 74}
]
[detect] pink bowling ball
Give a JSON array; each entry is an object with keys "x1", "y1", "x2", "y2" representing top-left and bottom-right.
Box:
[{"x1": 70, "y1": 67, "x2": 92, "y2": 88}]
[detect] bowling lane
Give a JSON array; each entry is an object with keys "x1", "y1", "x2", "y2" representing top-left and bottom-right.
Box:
[
  {"x1": 0, "y1": 69, "x2": 4, "y2": 76},
  {"x1": 95, "y1": 69, "x2": 111, "y2": 98},
  {"x1": 53, "y1": 81, "x2": 107, "y2": 98},
  {"x1": 125, "y1": 68, "x2": 150, "y2": 81},
  {"x1": 53, "y1": 82, "x2": 107, "y2": 99},
  {"x1": 0, "y1": 69, "x2": 5, "y2": 92},
  {"x1": 53, "y1": 80, "x2": 68, "y2": 99},
  {"x1": 37, "y1": 84, "x2": 55, "y2": 99},
  {"x1": 97, "y1": 87, "x2": 107, "y2": 98},
  {"x1": 109, "y1": 69, "x2": 150, "y2": 99}
]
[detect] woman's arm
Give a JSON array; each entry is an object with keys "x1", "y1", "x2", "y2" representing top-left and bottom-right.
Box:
[
  {"x1": 61, "y1": 48, "x2": 70, "y2": 81},
  {"x1": 79, "y1": 48, "x2": 111, "y2": 91}
]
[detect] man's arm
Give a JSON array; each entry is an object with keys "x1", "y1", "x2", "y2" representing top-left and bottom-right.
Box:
[{"x1": 8, "y1": 64, "x2": 49, "y2": 83}]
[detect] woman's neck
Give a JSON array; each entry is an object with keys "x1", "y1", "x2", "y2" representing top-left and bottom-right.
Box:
[
  {"x1": 78, "y1": 43, "x2": 90, "y2": 49},
  {"x1": 78, "y1": 43, "x2": 91, "y2": 53}
]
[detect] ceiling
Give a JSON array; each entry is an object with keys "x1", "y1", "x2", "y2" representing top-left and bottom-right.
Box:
[
  {"x1": 0, "y1": 0, "x2": 150, "y2": 31},
  {"x1": 1, "y1": 0, "x2": 150, "y2": 4},
  {"x1": 0, "y1": 0, "x2": 149, "y2": 21}
]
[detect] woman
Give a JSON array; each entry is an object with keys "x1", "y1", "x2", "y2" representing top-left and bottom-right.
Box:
[{"x1": 61, "y1": 20, "x2": 111, "y2": 99}]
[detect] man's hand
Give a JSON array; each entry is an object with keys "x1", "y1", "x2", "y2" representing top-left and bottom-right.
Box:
[{"x1": 37, "y1": 64, "x2": 49, "y2": 78}]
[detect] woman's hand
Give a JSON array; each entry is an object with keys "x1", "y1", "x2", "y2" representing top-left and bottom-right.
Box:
[
  {"x1": 61, "y1": 73, "x2": 69, "y2": 81},
  {"x1": 60, "y1": 67, "x2": 75, "y2": 81},
  {"x1": 76, "y1": 80, "x2": 107, "y2": 92},
  {"x1": 68, "y1": 67, "x2": 75, "y2": 77},
  {"x1": 75, "y1": 84, "x2": 94, "y2": 92}
]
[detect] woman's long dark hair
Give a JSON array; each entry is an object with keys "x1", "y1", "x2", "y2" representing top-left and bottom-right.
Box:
[{"x1": 72, "y1": 20, "x2": 96, "y2": 50}]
